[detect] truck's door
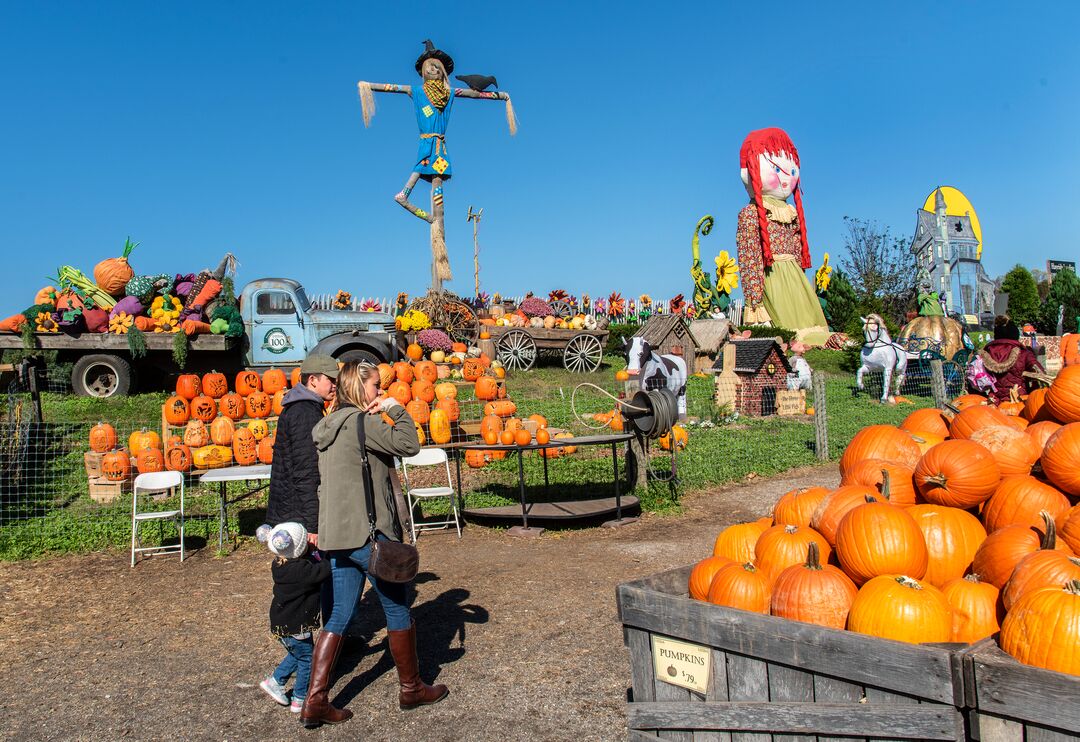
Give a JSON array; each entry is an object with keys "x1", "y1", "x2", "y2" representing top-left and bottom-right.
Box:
[{"x1": 248, "y1": 287, "x2": 306, "y2": 365}]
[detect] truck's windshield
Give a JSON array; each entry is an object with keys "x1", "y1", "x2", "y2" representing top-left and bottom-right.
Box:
[{"x1": 293, "y1": 285, "x2": 313, "y2": 312}]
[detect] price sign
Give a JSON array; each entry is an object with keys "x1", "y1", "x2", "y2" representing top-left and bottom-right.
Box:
[{"x1": 651, "y1": 636, "x2": 711, "y2": 694}]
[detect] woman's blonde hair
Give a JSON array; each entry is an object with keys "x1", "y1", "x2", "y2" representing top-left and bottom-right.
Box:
[{"x1": 334, "y1": 362, "x2": 379, "y2": 410}]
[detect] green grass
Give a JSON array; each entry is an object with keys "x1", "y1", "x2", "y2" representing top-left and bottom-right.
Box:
[{"x1": 0, "y1": 353, "x2": 932, "y2": 559}]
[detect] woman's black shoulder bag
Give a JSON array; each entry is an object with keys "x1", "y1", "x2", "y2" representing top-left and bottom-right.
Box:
[{"x1": 356, "y1": 411, "x2": 419, "y2": 582}]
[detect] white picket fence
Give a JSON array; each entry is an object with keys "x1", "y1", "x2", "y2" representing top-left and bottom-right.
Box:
[{"x1": 309, "y1": 294, "x2": 392, "y2": 312}]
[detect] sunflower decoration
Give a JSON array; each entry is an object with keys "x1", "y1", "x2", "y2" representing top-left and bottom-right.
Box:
[
  {"x1": 669, "y1": 294, "x2": 686, "y2": 315},
  {"x1": 333, "y1": 290, "x2": 353, "y2": 310},
  {"x1": 360, "y1": 298, "x2": 382, "y2": 312},
  {"x1": 815, "y1": 253, "x2": 832, "y2": 294},
  {"x1": 548, "y1": 289, "x2": 569, "y2": 304},
  {"x1": 109, "y1": 312, "x2": 134, "y2": 334},
  {"x1": 35, "y1": 311, "x2": 59, "y2": 333},
  {"x1": 581, "y1": 293, "x2": 591, "y2": 313},
  {"x1": 639, "y1": 294, "x2": 652, "y2": 309},
  {"x1": 394, "y1": 292, "x2": 409, "y2": 316},
  {"x1": 714, "y1": 251, "x2": 740, "y2": 295}
]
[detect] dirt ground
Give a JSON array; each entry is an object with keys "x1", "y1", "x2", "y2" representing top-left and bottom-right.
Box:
[{"x1": 1, "y1": 464, "x2": 839, "y2": 742}]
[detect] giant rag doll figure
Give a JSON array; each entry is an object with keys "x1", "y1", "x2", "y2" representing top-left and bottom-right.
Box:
[{"x1": 736, "y1": 128, "x2": 830, "y2": 344}]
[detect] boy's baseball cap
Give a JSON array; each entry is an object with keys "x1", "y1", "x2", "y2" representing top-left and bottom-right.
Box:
[{"x1": 300, "y1": 354, "x2": 339, "y2": 380}]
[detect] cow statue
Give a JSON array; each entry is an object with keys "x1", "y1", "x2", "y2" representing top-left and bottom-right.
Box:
[{"x1": 623, "y1": 337, "x2": 689, "y2": 418}]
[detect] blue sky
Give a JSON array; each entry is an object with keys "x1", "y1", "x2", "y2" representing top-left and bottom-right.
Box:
[{"x1": 2, "y1": 2, "x2": 1077, "y2": 309}]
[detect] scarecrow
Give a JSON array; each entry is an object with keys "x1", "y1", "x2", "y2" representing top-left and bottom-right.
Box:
[
  {"x1": 357, "y1": 40, "x2": 517, "y2": 291},
  {"x1": 736, "y1": 127, "x2": 830, "y2": 344}
]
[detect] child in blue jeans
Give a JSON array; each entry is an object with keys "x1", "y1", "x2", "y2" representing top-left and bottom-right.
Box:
[{"x1": 258, "y1": 522, "x2": 330, "y2": 712}]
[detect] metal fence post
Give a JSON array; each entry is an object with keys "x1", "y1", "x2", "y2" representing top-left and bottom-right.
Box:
[
  {"x1": 930, "y1": 359, "x2": 947, "y2": 409},
  {"x1": 812, "y1": 371, "x2": 828, "y2": 461}
]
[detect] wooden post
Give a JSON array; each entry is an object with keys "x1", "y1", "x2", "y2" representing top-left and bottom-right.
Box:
[
  {"x1": 627, "y1": 432, "x2": 649, "y2": 491},
  {"x1": 467, "y1": 206, "x2": 483, "y2": 300},
  {"x1": 929, "y1": 359, "x2": 946, "y2": 409},
  {"x1": 812, "y1": 371, "x2": 828, "y2": 461}
]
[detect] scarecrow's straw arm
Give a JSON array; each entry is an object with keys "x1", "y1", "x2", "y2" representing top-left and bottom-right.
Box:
[
  {"x1": 452, "y1": 89, "x2": 518, "y2": 135},
  {"x1": 358, "y1": 82, "x2": 413, "y2": 96}
]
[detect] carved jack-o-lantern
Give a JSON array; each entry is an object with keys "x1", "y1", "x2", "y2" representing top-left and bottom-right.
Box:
[
  {"x1": 163, "y1": 395, "x2": 190, "y2": 426},
  {"x1": 176, "y1": 374, "x2": 202, "y2": 401},
  {"x1": 102, "y1": 450, "x2": 132, "y2": 482},
  {"x1": 262, "y1": 368, "x2": 287, "y2": 395},
  {"x1": 89, "y1": 422, "x2": 117, "y2": 453},
  {"x1": 128, "y1": 428, "x2": 161, "y2": 456},
  {"x1": 232, "y1": 428, "x2": 258, "y2": 466},
  {"x1": 235, "y1": 371, "x2": 262, "y2": 396},
  {"x1": 245, "y1": 391, "x2": 272, "y2": 419},
  {"x1": 218, "y1": 392, "x2": 246, "y2": 421},
  {"x1": 201, "y1": 371, "x2": 228, "y2": 399},
  {"x1": 190, "y1": 395, "x2": 218, "y2": 423},
  {"x1": 271, "y1": 389, "x2": 285, "y2": 416},
  {"x1": 247, "y1": 418, "x2": 270, "y2": 441},
  {"x1": 183, "y1": 419, "x2": 209, "y2": 447},
  {"x1": 165, "y1": 444, "x2": 193, "y2": 472},
  {"x1": 136, "y1": 448, "x2": 165, "y2": 474}
]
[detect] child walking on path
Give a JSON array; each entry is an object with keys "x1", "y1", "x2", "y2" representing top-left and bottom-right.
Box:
[{"x1": 258, "y1": 522, "x2": 330, "y2": 713}]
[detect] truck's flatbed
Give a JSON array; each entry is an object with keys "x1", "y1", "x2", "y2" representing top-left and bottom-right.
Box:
[{"x1": 0, "y1": 332, "x2": 237, "y2": 352}]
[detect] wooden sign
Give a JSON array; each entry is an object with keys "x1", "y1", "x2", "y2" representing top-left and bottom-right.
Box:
[
  {"x1": 651, "y1": 636, "x2": 710, "y2": 693},
  {"x1": 777, "y1": 389, "x2": 806, "y2": 416}
]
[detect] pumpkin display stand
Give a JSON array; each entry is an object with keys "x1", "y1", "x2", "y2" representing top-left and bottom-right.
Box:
[
  {"x1": 160, "y1": 411, "x2": 277, "y2": 470},
  {"x1": 88, "y1": 477, "x2": 131, "y2": 504}
]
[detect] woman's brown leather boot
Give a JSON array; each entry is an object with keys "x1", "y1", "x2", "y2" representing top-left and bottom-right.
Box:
[
  {"x1": 300, "y1": 631, "x2": 353, "y2": 728},
  {"x1": 387, "y1": 621, "x2": 449, "y2": 710}
]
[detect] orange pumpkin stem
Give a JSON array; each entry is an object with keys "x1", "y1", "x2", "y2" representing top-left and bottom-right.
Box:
[
  {"x1": 895, "y1": 575, "x2": 923, "y2": 590},
  {"x1": 964, "y1": 574, "x2": 984, "y2": 584}
]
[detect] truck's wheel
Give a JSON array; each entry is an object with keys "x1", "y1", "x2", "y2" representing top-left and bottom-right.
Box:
[
  {"x1": 72, "y1": 354, "x2": 134, "y2": 398},
  {"x1": 337, "y1": 349, "x2": 381, "y2": 366}
]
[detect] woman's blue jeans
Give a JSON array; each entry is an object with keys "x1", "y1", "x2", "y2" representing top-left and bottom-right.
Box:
[{"x1": 323, "y1": 536, "x2": 412, "y2": 634}]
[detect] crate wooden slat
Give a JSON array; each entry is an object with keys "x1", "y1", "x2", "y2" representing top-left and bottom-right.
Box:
[
  {"x1": 963, "y1": 638, "x2": 1080, "y2": 741},
  {"x1": 617, "y1": 565, "x2": 968, "y2": 742}
]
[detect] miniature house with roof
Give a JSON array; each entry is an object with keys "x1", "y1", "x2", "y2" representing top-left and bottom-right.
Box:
[
  {"x1": 710, "y1": 338, "x2": 792, "y2": 416},
  {"x1": 632, "y1": 315, "x2": 698, "y2": 362}
]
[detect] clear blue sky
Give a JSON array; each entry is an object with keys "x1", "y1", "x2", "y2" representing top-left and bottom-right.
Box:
[{"x1": 2, "y1": 2, "x2": 1077, "y2": 309}]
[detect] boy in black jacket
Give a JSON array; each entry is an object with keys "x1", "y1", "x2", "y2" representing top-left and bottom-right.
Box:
[{"x1": 258, "y1": 522, "x2": 330, "y2": 713}]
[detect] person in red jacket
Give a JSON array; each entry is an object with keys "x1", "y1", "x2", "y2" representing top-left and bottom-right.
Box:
[{"x1": 978, "y1": 316, "x2": 1044, "y2": 403}]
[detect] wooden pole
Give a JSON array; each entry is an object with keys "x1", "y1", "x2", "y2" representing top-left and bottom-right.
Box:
[
  {"x1": 430, "y1": 176, "x2": 449, "y2": 292},
  {"x1": 467, "y1": 206, "x2": 483, "y2": 300},
  {"x1": 930, "y1": 359, "x2": 946, "y2": 409},
  {"x1": 812, "y1": 371, "x2": 828, "y2": 461}
]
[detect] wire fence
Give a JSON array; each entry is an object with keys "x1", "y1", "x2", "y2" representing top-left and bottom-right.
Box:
[{"x1": 0, "y1": 359, "x2": 958, "y2": 560}]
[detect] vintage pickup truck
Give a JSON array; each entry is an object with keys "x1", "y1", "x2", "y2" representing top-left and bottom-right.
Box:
[{"x1": 0, "y1": 278, "x2": 398, "y2": 397}]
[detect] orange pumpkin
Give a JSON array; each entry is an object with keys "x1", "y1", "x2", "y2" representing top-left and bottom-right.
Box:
[
  {"x1": 770, "y1": 542, "x2": 858, "y2": 630},
  {"x1": 465, "y1": 449, "x2": 493, "y2": 469},
  {"x1": 135, "y1": 447, "x2": 165, "y2": 474},
  {"x1": 271, "y1": 389, "x2": 285, "y2": 416},
  {"x1": 1045, "y1": 365, "x2": 1080, "y2": 423},
  {"x1": 393, "y1": 361, "x2": 414, "y2": 384},
  {"x1": 245, "y1": 391, "x2": 272, "y2": 419},
  {"x1": 528, "y1": 414, "x2": 548, "y2": 429},
  {"x1": 163, "y1": 395, "x2": 190, "y2": 426},
  {"x1": 434, "y1": 382, "x2": 457, "y2": 401},
  {"x1": 835, "y1": 497, "x2": 929, "y2": 585},
  {"x1": 705, "y1": 562, "x2": 771, "y2": 614},
  {"x1": 101, "y1": 450, "x2": 132, "y2": 482},
  {"x1": 942, "y1": 575, "x2": 1002, "y2": 644},
  {"x1": 535, "y1": 428, "x2": 551, "y2": 445},
  {"x1": 290, "y1": 367, "x2": 302, "y2": 388},
  {"x1": 190, "y1": 395, "x2": 218, "y2": 423},
  {"x1": 164, "y1": 444, "x2": 193, "y2": 473},
  {"x1": 968, "y1": 425, "x2": 1041, "y2": 477},
  {"x1": 257, "y1": 433, "x2": 275, "y2": 464},
  {"x1": 810, "y1": 485, "x2": 878, "y2": 548},
  {"x1": 847, "y1": 575, "x2": 952, "y2": 644},
  {"x1": 1062, "y1": 505, "x2": 1080, "y2": 554},
  {"x1": 183, "y1": 420, "x2": 209, "y2": 447},
  {"x1": 462, "y1": 358, "x2": 485, "y2": 382},
  {"x1": 201, "y1": 371, "x2": 228, "y2": 399},
  {"x1": 414, "y1": 360, "x2": 437, "y2": 384},
  {"x1": 952, "y1": 394, "x2": 989, "y2": 410},
  {"x1": 435, "y1": 398, "x2": 459, "y2": 422},
  {"x1": 235, "y1": 370, "x2": 262, "y2": 396},
  {"x1": 428, "y1": 408, "x2": 451, "y2": 445},
  {"x1": 615, "y1": 369, "x2": 630, "y2": 382},
  {"x1": 388, "y1": 381, "x2": 412, "y2": 406},
  {"x1": 838, "y1": 425, "x2": 921, "y2": 475},
  {"x1": 218, "y1": 392, "x2": 246, "y2": 421},
  {"x1": 377, "y1": 363, "x2": 395, "y2": 389},
  {"x1": 840, "y1": 460, "x2": 917, "y2": 507},
  {"x1": 914, "y1": 439, "x2": 1001, "y2": 508},
  {"x1": 514, "y1": 429, "x2": 532, "y2": 446},
  {"x1": 474, "y1": 376, "x2": 499, "y2": 401},
  {"x1": 483, "y1": 400, "x2": 517, "y2": 418},
  {"x1": 712, "y1": 519, "x2": 773, "y2": 563},
  {"x1": 406, "y1": 343, "x2": 424, "y2": 362},
  {"x1": 1042, "y1": 422, "x2": 1080, "y2": 496},
  {"x1": 907, "y1": 504, "x2": 987, "y2": 587},
  {"x1": 755, "y1": 524, "x2": 832, "y2": 585},
  {"x1": 232, "y1": 428, "x2": 258, "y2": 466},
  {"x1": 210, "y1": 416, "x2": 235, "y2": 446},
  {"x1": 1000, "y1": 579, "x2": 1080, "y2": 675},
  {"x1": 1022, "y1": 387, "x2": 1053, "y2": 422},
  {"x1": 1003, "y1": 546, "x2": 1080, "y2": 611},
  {"x1": 899, "y1": 408, "x2": 951, "y2": 438},
  {"x1": 411, "y1": 379, "x2": 435, "y2": 404},
  {"x1": 406, "y1": 399, "x2": 430, "y2": 424},
  {"x1": 949, "y1": 405, "x2": 1011, "y2": 440},
  {"x1": 89, "y1": 422, "x2": 117, "y2": 453},
  {"x1": 499, "y1": 429, "x2": 515, "y2": 446},
  {"x1": 688, "y1": 555, "x2": 734, "y2": 600},
  {"x1": 175, "y1": 374, "x2": 202, "y2": 401},
  {"x1": 128, "y1": 428, "x2": 161, "y2": 456},
  {"x1": 981, "y1": 476, "x2": 1071, "y2": 534},
  {"x1": 262, "y1": 368, "x2": 287, "y2": 395},
  {"x1": 1026, "y1": 420, "x2": 1062, "y2": 451},
  {"x1": 972, "y1": 512, "x2": 1073, "y2": 589},
  {"x1": 503, "y1": 418, "x2": 523, "y2": 434},
  {"x1": 772, "y1": 487, "x2": 831, "y2": 528}
]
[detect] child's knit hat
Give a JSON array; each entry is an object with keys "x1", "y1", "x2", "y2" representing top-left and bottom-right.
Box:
[{"x1": 267, "y1": 522, "x2": 308, "y2": 560}]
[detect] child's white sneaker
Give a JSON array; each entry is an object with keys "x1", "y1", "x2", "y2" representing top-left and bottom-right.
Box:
[
  {"x1": 259, "y1": 676, "x2": 289, "y2": 706},
  {"x1": 290, "y1": 697, "x2": 304, "y2": 713}
]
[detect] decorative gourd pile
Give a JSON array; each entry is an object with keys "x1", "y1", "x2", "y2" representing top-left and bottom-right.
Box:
[
  {"x1": 161, "y1": 370, "x2": 282, "y2": 471},
  {"x1": 482, "y1": 298, "x2": 601, "y2": 331},
  {"x1": 688, "y1": 367, "x2": 1080, "y2": 678},
  {"x1": 0, "y1": 241, "x2": 241, "y2": 341}
]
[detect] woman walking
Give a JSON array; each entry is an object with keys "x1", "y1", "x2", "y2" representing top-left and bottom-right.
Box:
[{"x1": 300, "y1": 362, "x2": 448, "y2": 728}]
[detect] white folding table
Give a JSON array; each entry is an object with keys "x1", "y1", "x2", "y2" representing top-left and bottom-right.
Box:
[{"x1": 197, "y1": 464, "x2": 272, "y2": 550}]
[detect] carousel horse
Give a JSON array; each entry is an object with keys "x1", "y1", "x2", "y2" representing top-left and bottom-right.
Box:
[
  {"x1": 856, "y1": 314, "x2": 908, "y2": 404},
  {"x1": 624, "y1": 337, "x2": 689, "y2": 417}
]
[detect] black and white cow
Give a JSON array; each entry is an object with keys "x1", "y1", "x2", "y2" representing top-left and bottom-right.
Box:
[{"x1": 623, "y1": 337, "x2": 689, "y2": 417}]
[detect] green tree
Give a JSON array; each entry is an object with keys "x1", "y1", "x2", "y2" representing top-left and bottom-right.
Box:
[
  {"x1": 825, "y1": 268, "x2": 859, "y2": 332},
  {"x1": 999, "y1": 264, "x2": 1041, "y2": 325},
  {"x1": 1038, "y1": 268, "x2": 1080, "y2": 334}
]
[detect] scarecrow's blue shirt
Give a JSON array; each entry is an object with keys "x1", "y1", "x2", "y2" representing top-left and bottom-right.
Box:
[{"x1": 412, "y1": 86, "x2": 455, "y2": 180}]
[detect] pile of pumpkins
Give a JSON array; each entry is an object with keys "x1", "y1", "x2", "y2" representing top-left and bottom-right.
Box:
[
  {"x1": 402, "y1": 340, "x2": 506, "y2": 378},
  {"x1": 484, "y1": 305, "x2": 600, "y2": 331},
  {"x1": 688, "y1": 365, "x2": 1080, "y2": 677},
  {"x1": 467, "y1": 412, "x2": 581, "y2": 468}
]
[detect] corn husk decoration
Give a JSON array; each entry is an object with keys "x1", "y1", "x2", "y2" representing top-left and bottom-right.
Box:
[
  {"x1": 109, "y1": 312, "x2": 134, "y2": 334},
  {"x1": 53, "y1": 266, "x2": 116, "y2": 309},
  {"x1": 93, "y1": 238, "x2": 138, "y2": 297}
]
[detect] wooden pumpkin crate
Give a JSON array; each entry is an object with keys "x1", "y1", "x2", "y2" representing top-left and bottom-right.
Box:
[
  {"x1": 962, "y1": 637, "x2": 1080, "y2": 740},
  {"x1": 617, "y1": 565, "x2": 968, "y2": 741},
  {"x1": 88, "y1": 476, "x2": 131, "y2": 504}
]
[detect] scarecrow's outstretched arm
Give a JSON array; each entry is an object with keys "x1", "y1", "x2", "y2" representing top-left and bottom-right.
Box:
[
  {"x1": 453, "y1": 89, "x2": 518, "y2": 135},
  {"x1": 356, "y1": 81, "x2": 412, "y2": 127}
]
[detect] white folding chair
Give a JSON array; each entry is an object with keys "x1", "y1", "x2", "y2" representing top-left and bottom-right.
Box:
[
  {"x1": 399, "y1": 448, "x2": 461, "y2": 540},
  {"x1": 131, "y1": 470, "x2": 185, "y2": 567}
]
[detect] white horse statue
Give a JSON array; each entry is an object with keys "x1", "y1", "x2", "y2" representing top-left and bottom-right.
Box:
[
  {"x1": 624, "y1": 337, "x2": 689, "y2": 417},
  {"x1": 856, "y1": 314, "x2": 908, "y2": 404}
]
